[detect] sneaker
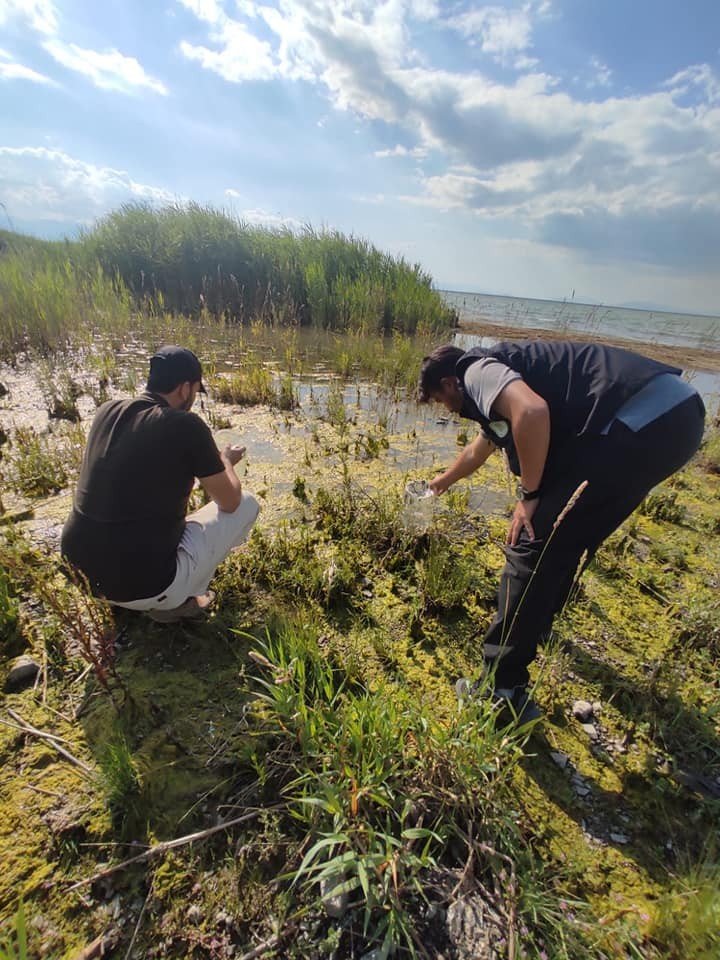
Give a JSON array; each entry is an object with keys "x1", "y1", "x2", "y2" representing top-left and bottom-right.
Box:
[
  {"x1": 147, "y1": 591, "x2": 216, "y2": 624},
  {"x1": 456, "y1": 677, "x2": 542, "y2": 725}
]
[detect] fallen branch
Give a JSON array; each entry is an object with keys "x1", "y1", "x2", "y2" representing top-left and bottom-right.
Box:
[
  {"x1": 66, "y1": 810, "x2": 262, "y2": 892},
  {"x1": 237, "y1": 932, "x2": 283, "y2": 960},
  {"x1": 237, "y1": 921, "x2": 302, "y2": 960},
  {"x1": 6, "y1": 709, "x2": 92, "y2": 775},
  {"x1": 71, "y1": 933, "x2": 116, "y2": 959}
]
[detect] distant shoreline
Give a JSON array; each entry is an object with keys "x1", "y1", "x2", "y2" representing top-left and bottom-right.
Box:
[
  {"x1": 458, "y1": 317, "x2": 720, "y2": 372},
  {"x1": 443, "y1": 289, "x2": 720, "y2": 323}
]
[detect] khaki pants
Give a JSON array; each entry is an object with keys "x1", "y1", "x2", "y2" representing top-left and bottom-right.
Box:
[{"x1": 113, "y1": 495, "x2": 260, "y2": 612}]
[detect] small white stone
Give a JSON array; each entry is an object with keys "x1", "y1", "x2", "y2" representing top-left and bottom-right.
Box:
[
  {"x1": 581, "y1": 723, "x2": 599, "y2": 740},
  {"x1": 610, "y1": 833, "x2": 629, "y2": 844},
  {"x1": 320, "y1": 874, "x2": 349, "y2": 919},
  {"x1": 572, "y1": 700, "x2": 594, "y2": 723}
]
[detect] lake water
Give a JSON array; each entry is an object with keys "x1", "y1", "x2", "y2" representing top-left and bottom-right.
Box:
[
  {"x1": 443, "y1": 290, "x2": 720, "y2": 408},
  {"x1": 442, "y1": 290, "x2": 720, "y2": 351}
]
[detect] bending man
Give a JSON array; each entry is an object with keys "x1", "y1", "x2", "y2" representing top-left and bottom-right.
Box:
[
  {"x1": 62, "y1": 345, "x2": 259, "y2": 622},
  {"x1": 418, "y1": 340, "x2": 705, "y2": 719}
]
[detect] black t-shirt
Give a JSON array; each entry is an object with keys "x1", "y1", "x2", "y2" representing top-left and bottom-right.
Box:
[{"x1": 61, "y1": 393, "x2": 224, "y2": 602}]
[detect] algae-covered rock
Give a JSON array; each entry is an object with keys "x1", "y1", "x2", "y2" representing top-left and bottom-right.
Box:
[
  {"x1": 446, "y1": 896, "x2": 502, "y2": 960},
  {"x1": 4, "y1": 654, "x2": 40, "y2": 692}
]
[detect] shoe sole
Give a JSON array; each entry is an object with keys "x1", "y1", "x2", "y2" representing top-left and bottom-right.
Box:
[{"x1": 147, "y1": 592, "x2": 216, "y2": 624}]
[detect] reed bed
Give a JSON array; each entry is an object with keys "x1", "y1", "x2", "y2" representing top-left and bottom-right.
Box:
[{"x1": 0, "y1": 207, "x2": 456, "y2": 362}]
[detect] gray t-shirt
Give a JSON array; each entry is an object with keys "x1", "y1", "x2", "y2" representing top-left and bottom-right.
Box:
[{"x1": 463, "y1": 358, "x2": 521, "y2": 420}]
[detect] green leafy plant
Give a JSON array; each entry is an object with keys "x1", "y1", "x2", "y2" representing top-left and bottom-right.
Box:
[
  {"x1": 245, "y1": 618, "x2": 527, "y2": 957},
  {"x1": 98, "y1": 737, "x2": 144, "y2": 836},
  {"x1": 0, "y1": 902, "x2": 28, "y2": 960},
  {"x1": 5, "y1": 427, "x2": 68, "y2": 497}
]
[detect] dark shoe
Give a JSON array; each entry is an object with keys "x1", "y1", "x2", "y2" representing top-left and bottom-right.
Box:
[
  {"x1": 494, "y1": 686, "x2": 542, "y2": 725},
  {"x1": 147, "y1": 591, "x2": 216, "y2": 624},
  {"x1": 456, "y1": 677, "x2": 542, "y2": 725}
]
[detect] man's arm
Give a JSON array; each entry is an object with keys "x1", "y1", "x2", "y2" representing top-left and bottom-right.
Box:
[
  {"x1": 429, "y1": 433, "x2": 495, "y2": 495},
  {"x1": 199, "y1": 444, "x2": 245, "y2": 513},
  {"x1": 492, "y1": 379, "x2": 550, "y2": 544}
]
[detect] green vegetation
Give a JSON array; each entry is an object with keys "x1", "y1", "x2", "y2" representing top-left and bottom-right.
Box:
[
  {"x1": 84, "y1": 204, "x2": 457, "y2": 333},
  {"x1": 2, "y1": 423, "x2": 718, "y2": 957},
  {"x1": 3, "y1": 424, "x2": 85, "y2": 498},
  {"x1": 98, "y1": 737, "x2": 144, "y2": 837},
  {"x1": 0, "y1": 205, "x2": 456, "y2": 361},
  {"x1": 0, "y1": 901, "x2": 27, "y2": 960},
  {"x1": 0, "y1": 232, "x2": 131, "y2": 359}
]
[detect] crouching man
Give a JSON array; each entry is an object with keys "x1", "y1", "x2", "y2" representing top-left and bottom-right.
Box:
[
  {"x1": 61, "y1": 346, "x2": 259, "y2": 622},
  {"x1": 418, "y1": 340, "x2": 705, "y2": 721}
]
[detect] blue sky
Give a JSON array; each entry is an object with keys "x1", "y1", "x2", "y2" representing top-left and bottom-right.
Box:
[{"x1": 1, "y1": 0, "x2": 719, "y2": 314}]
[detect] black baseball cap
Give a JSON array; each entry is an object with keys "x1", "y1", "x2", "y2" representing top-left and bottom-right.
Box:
[{"x1": 147, "y1": 346, "x2": 207, "y2": 394}]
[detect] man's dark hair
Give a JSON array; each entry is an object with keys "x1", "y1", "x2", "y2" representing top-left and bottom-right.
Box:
[
  {"x1": 146, "y1": 345, "x2": 206, "y2": 394},
  {"x1": 417, "y1": 345, "x2": 464, "y2": 403}
]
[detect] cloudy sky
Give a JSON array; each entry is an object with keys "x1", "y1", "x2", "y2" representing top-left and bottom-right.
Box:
[{"x1": 1, "y1": 0, "x2": 719, "y2": 314}]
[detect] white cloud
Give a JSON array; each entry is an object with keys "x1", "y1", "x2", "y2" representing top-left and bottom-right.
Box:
[
  {"x1": 374, "y1": 144, "x2": 427, "y2": 158},
  {"x1": 450, "y1": 6, "x2": 533, "y2": 60},
  {"x1": 42, "y1": 39, "x2": 168, "y2": 94},
  {"x1": 240, "y1": 207, "x2": 302, "y2": 228},
  {"x1": 665, "y1": 63, "x2": 720, "y2": 104},
  {"x1": 180, "y1": 24, "x2": 275, "y2": 82},
  {"x1": 174, "y1": 2, "x2": 720, "y2": 267},
  {"x1": 588, "y1": 55, "x2": 612, "y2": 88},
  {"x1": 1, "y1": 0, "x2": 167, "y2": 95},
  {"x1": 0, "y1": 146, "x2": 175, "y2": 224},
  {"x1": 0, "y1": 0, "x2": 58, "y2": 35},
  {"x1": 0, "y1": 46, "x2": 54, "y2": 83},
  {"x1": 224, "y1": 187, "x2": 242, "y2": 198}
]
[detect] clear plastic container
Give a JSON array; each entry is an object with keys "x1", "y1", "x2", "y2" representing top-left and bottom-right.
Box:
[{"x1": 403, "y1": 480, "x2": 437, "y2": 533}]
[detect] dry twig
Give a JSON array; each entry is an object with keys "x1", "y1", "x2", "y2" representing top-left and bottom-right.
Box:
[
  {"x1": 6, "y1": 708, "x2": 92, "y2": 774},
  {"x1": 66, "y1": 810, "x2": 262, "y2": 892}
]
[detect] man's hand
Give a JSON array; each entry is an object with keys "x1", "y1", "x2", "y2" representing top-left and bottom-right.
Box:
[
  {"x1": 507, "y1": 498, "x2": 539, "y2": 546},
  {"x1": 429, "y1": 474, "x2": 450, "y2": 496},
  {"x1": 223, "y1": 444, "x2": 246, "y2": 467}
]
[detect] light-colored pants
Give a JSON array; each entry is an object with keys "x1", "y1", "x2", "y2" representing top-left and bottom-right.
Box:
[{"x1": 113, "y1": 495, "x2": 260, "y2": 612}]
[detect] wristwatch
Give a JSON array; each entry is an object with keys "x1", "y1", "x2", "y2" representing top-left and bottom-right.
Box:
[{"x1": 518, "y1": 484, "x2": 542, "y2": 502}]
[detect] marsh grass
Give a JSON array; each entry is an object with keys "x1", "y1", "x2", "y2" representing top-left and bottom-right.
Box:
[
  {"x1": 640, "y1": 488, "x2": 686, "y2": 524},
  {"x1": 0, "y1": 246, "x2": 132, "y2": 360},
  {"x1": 1, "y1": 208, "x2": 455, "y2": 364},
  {"x1": 40, "y1": 369, "x2": 82, "y2": 423},
  {"x1": 0, "y1": 901, "x2": 28, "y2": 960},
  {"x1": 82, "y1": 204, "x2": 457, "y2": 334},
  {"x1": 211, "y1": 367, "x2": 275, "y2": 406},
  {"x1": 0, "y1": 531, "x2": 120, "y2": 698},
  {"x1": 648, "y1": 855, "x2": 720, "y2": 960},
  {"x1": 4, "y1": 427, "x2": 68, "y2": 497},
  {"x1": 98, "y1": 737, "x2": 144, "y2": 836},
  {"x1": 247, "y1": 617, "x2": 527, "y2": 957},
  {"x1": 3, "y1": 421, "x2": 86, "y2": 499}
]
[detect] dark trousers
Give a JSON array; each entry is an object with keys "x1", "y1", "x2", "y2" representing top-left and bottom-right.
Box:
[{"x1": 484, "y1": 394, "x2": 706, "y2": 689}]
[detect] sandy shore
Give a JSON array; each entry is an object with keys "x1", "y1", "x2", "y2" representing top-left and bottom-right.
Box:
[{"x1": 459, "y1": 318, "x2": 720, "y2": 372}]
